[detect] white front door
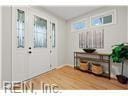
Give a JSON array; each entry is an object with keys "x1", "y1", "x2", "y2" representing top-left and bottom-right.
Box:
[
  {"x1": 12, "y1": 7, "x2": 51, "y2": 81},
  {"x1": 12, "y1": 7, "x2": 29, "y2": 81},
  {"x1": 28, "y1": 9, "x2": 50, "y2": 78}
]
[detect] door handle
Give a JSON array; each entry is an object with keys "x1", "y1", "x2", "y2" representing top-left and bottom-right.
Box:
[
  {"x1": 29, "y1": 47, "x2": 31, "y2": 49},
  {"x1": 28, "y1": 51, "x2": 32, "y2": 54}
]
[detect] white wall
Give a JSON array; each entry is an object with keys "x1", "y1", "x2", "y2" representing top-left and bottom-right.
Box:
[
  {"x1": 0, "y1": 6, "x2": 2, "y2": 88},
  {"x1": 1, "y1": 6, "x2": 12, "y2": 82},
  {"x1": 57, "y1": 20, "x2": 67, "y2": 66},
  {"x1": 66, "y1": 6, "x2": 128, "y2": 78}
]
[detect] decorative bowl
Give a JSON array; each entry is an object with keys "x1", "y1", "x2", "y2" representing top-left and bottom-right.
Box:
[{"x1": 83, "y1": 48, "x2": 96, "y2": 53}]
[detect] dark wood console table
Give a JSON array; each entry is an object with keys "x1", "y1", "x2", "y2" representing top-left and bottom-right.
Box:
[{"x1": 74, "y1": 52, "x2": 111, "y2": 79}]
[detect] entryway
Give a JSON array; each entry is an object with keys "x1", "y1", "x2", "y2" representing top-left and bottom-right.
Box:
[{"x1": 12, "y1": 7, "x2": 57, "y2": 81}]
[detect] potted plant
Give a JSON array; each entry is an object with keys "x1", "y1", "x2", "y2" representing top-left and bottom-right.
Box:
[{"x1": 111, "y1": 43, "x2": 128, "y2": 84}]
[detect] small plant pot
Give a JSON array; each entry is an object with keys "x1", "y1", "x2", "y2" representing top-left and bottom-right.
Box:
[{"x1": 116, "y1": 75, "x2": 128, "y2": 84}]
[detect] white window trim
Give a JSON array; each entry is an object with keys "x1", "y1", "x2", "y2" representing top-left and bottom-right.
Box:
[
  {"x1": 90, "y1": 9, "x2": 117, "y2": 28},
  {"x1": 71, "y1": 19, "x2": 88, "y2": 32}
]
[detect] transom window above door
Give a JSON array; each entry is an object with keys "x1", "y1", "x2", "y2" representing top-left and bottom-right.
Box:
[
  {"x1": 71, "y1": 9, "x2": 116, "y2": 32},
  {"x1": 91, "y1": 9, "x2": 116, "y2": 27},
  {"x1": 71, "y1": 19, "x2": 87, "y2": 32},
  {"x1": 91, "y1": 15, "x2": 112, "y2": 26}
]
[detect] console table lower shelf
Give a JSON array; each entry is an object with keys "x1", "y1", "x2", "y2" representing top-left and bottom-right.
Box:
[
  {"x1": 75, "y1": 67, "x2": 110, "y2": 79},
  {"x1": 74, "y1": 52, "x2": 111, "y2": 79}
]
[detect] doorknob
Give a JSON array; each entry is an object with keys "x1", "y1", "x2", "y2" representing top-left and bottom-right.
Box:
[
  {"x1": 28, "y1": 51, "x2": 32, "y2": 54},
  {"x1": 29, "y1": 47, "x2": 31, "y2": 49}
]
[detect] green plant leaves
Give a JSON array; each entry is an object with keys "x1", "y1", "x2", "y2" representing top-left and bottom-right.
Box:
[{"x1": 111, "y1": 43, "x2": 128, "y2": 63}]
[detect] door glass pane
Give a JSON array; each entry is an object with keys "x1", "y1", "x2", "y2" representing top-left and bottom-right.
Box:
[
  {"x1": 17, "y1": 9, "x2": 25, "y2": 48},
  {"x1": 34, "y1": 16, "x2": 47, "y2": 48},
  {"x1": 52, "y1": 23, "x2": 55, "y2": 48},
  {"x1": 103, "y1": 15, "x2": 112, "y2": 24}
]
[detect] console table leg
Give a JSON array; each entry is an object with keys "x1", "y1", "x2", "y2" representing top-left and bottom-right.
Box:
[{"x1": 108, "y1": 56, "x2": 111, "y2": 79}]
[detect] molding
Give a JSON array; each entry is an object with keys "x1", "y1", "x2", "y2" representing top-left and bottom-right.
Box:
[
  {"x1": 111, "y1": 74, "x2": 117, "y2": 79},
  {"x1": 56, "y1": 64, "x2": 73, "y2": 69}
]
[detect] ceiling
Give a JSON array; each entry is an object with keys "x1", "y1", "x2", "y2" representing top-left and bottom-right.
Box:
[{"x1": 43, "y1": 6, "x2": 102, "y2": 20}]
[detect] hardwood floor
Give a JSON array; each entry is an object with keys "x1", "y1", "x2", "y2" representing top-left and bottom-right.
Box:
[{"x1": 26, "y1": 66, "x2": 128, "y2": 90}]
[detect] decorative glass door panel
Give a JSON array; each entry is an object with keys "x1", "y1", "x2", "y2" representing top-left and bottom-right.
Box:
[
  {"x1": 17, "y1": 9, "x2": 25, "y2": 48},
  {"x1": 51, "y1": 23, "x2": 55, "y2": 48},
  {"x1": 34, "y1": 16, "x2": 47, "y2": 48},
  {"x1": 28, "y1": 11, "x2": 50, "y2": 79},
  {"x1": 50, "y1": 21, "x2": 57, "y2": 69}
]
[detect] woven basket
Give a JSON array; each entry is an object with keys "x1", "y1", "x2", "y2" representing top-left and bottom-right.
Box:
[
  {"x1": 91, "y1": 64, "x2": 103, "y2": 75},
  {"x1": 79, "y1": 62, "x2": 89, "y2": 71}
]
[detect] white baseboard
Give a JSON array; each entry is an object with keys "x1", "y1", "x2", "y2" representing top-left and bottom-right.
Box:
[
  {"x1": 111, "y1": 74, "x2": 117, "y2": 79},
  {"x1": 56, "y1": 64, "x2": 73, "y2": 69}
]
